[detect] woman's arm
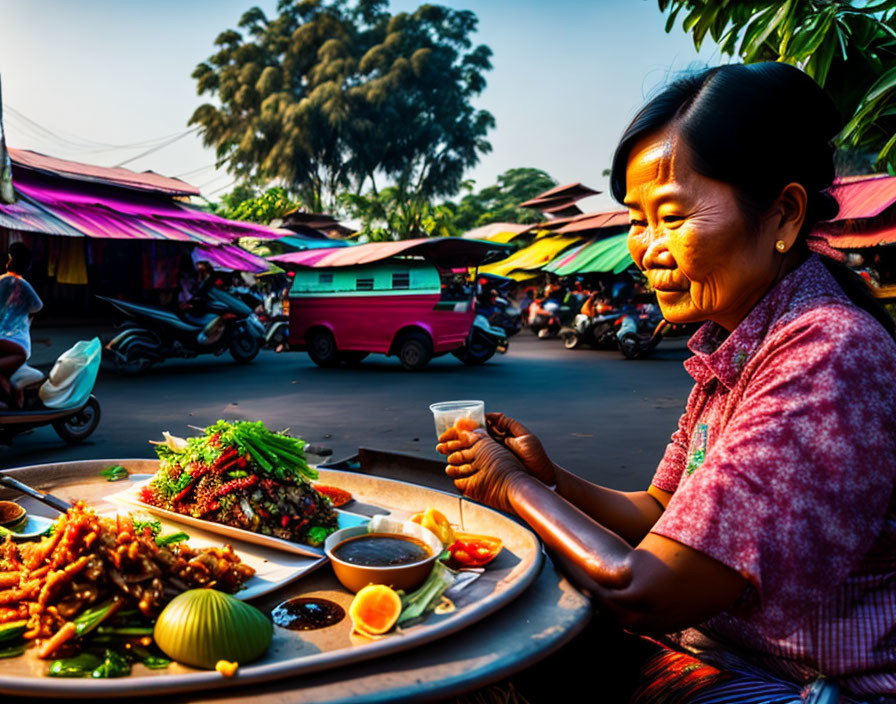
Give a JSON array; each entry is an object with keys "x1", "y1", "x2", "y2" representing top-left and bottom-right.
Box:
[
  {"x1": 440, "y1": 429, "x2": 747, "y2": 634},
  {"x1": 484, "y1": 413, "x2": 669, "y2": 545}
]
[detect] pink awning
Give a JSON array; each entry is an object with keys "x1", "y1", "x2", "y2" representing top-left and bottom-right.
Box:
[
  {"x1": 828, "y1": 175, "x2": 896, "y2": 221},
  {"x1": 193, "y1": 244, "x2": 272, "y2": 273}
]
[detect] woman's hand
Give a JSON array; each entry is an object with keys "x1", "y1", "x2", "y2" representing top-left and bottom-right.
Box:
[
  {"x1": 486, "y1": 413, "x2": 556, "y2": 486},
  {"x1": 436, "y1": 422, "x2": 530, "y2": 514}
]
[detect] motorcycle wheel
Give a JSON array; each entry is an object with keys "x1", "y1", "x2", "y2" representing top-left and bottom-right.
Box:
[
  {"x1": 452, "y1": 342, "x2": 496, "y2": 366},
  {"x1": 397, "y1": 332, "x2": 432, "y2": 371},
  {"x1": 618, "y1": 333, "x2": 641, "y2": 360},
  {"x1": 561, "y1": 331, "x2": 581, "y2": 350},
  {"x1": 53, "y1": 397, "x2": 101, "y2": 444},
  {"x1": 230, "y1": 328, "x2": 260, "y2": 363},
  {"x1": 307, "y1": 328, "x2": 339, "y2": 368}
]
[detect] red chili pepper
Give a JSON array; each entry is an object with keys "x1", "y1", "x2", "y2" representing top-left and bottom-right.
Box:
[
  {"x1": 312, "y1": 484, "x2": 353, "y2": 507},
  {"x1": 281, "y1": 515, "x2": 290, "y2": 528},
  {"x1": 213, "y1": 474, "x2": 259, "y2": 498},
  {"x1": 446, "y1": 532, "x2": 502, "y2": 568},
  {"x1": 174, "y1": 479, "x2": 196, "y2": 504}
]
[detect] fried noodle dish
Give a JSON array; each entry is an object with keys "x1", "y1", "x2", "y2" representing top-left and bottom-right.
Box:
[{"x1": 0, "y1": 502, "x2": 254, "y2": 660}]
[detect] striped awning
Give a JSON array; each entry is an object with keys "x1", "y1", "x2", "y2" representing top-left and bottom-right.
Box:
[
  {"x1": 479, "y1": 234, "x2": 585, "y2": 279},
  {"x1": 543, "y1": 232, "x2": 633, "y2": 275}
]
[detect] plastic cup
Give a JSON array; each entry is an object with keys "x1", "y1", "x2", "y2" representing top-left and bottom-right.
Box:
[{"x1": 430, "y1": 400, "x2": 485, "y2": 439}]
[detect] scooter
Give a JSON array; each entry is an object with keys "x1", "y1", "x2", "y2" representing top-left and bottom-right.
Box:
[
  {"x1": 99, "y1": 287, "x2": 265, "y2": 375},
  {"x1": 452, "y1": 315, "x2": 510, "y2": 366},
  {"x1": 0, "y1": 353, "x2": 101, "y2": 446},
  {"x1": 616, "y1": 306, "x2": 667, "y2": 360},
  {"x1": 560, "y1": 300, "x2": 625, "y2": 350}
]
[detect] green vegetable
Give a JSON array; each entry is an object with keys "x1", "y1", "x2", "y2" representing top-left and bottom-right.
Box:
[
  {"x1": 132, "y1": 515, "x2": 161, "y2": 538},
  {"x1": 153, "y1": 589, "x2": 272, "y2": 669},
  {"x1": 155, "y1": 531, "x2": 189, "y2": 548},
  {"x1": 0, "y1": 643, "x2": 25, "y2": 659},
  {"x1": 143, "y1": 654, "x2": 172, "y2": 669},
  {"x1": 0, "y1": 620, "x2": 27, "y2": 644},
  {"x1": 96, "y1": 626, "x2": 154, "y2": 637},
  {"x1": 48, "y1": 653, "x2": 103, "y2": 678},
  {"x1": 73, "y1": 599, "x2": 121, "y2": 637},
  {"x1": 396, "y1": 561, "x2": 456, "y2": 625},
  {"x1": 306, "y1": 525, "x2": 333, "y2": 547},
  {"x1": 101, "y1": 464, "x2": 129, "y2": 482},
  {"x1": 91, "y1": 649, "x2": 131, "y2": 679}
]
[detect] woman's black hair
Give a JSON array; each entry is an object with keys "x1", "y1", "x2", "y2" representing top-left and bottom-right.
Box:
[
  {"x1": 610, "y1": 62, "x2": 895, "y2": 339},
  {"x1": 7, "y1": 241, "x2": 31, "y2": 275}
]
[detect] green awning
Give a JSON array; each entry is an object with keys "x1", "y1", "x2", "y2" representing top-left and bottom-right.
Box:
[{"x1": 543, "y1": 232, "x2": 632, "y2": 275}]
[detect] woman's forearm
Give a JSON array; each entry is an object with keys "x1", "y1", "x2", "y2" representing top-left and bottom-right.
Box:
[
  {"x1": 552, "y1": 465, "x2": 664, "y2": 546},
  {"x1": 508, "y1": 473, "x2": 635, "y2": 589}
]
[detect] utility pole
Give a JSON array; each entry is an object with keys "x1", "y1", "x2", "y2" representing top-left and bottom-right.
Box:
[{"x1": 0, "y1": 73, "x2": 16, "y2": 204}]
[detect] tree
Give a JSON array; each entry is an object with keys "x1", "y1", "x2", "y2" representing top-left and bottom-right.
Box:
[
  {"x1": 340, "y1": 187, "x2": 460, "y2": 241},
  {"x1": 446, "y1": 167, "x2": 557, "y2": 232},
  {"x1": 659, "y1": 0, "x2": 896, "y2": 172},
  {"x1": 190, "y1": 0, "x2": 494, "y2": 219},
  {"x1": 215, "y1": 185, "x2": 302, "y2": 224}
]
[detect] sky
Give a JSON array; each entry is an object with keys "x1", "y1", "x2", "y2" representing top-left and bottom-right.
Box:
[{"x1": 0, "y1": 0, "x2": 722, "y2": 213}]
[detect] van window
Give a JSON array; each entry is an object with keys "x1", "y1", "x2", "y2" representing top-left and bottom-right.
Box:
[
  {"x1": 319, "y1": 273, "x2": 333, "y2": 285},
  {"x1": 356, "y1": 277, "x2": 374, "y2": 291},
  {"x1": 392, "y1": 271, "x2": 410, "y2": 290}
]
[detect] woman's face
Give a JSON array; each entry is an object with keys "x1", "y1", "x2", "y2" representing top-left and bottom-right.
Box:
[{"x1": 624, "y1": 129, "x2": 782, "y2": 331}]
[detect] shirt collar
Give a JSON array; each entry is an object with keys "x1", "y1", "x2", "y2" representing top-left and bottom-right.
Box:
[{"x1": 683, "y1": 255, "x2": 846, "y2": 390}]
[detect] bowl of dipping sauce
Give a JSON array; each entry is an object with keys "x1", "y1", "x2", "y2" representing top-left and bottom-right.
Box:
[{"x1": 325, "y1": 523, "x2": 443, "y2": 593}]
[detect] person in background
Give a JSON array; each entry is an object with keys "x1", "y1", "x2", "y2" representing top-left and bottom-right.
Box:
[{"x1": 0, "y1": 242, "x2": 43, "y2": 409}]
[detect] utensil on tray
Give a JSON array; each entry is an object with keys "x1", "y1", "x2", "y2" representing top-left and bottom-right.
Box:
[{"x1": 0, "y1": 474, "x2": 72, "y2": 514}]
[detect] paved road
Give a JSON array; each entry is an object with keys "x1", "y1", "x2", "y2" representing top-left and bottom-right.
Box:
[{"x1": 2, "y1": 332, "x2": 694, "y2": 491}]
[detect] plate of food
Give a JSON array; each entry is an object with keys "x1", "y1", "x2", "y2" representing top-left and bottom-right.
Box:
[
  {"x1": 104, "y1": 421, "x2": 369, "y2": 558},
  {"x1": 0, "y1": 422, "x2": 546, "y2": 698}
]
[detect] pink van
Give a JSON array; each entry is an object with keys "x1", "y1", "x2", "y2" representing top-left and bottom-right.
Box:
[{"x1": 273, "y1": 238, "x2": 510, "y2": 370}]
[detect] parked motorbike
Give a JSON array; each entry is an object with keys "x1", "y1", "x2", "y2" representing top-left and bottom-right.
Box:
[
  {"x1": 99, "y1": 287, "x2": 265, "y2": 375},
  {"x1": 560, "y1": 300, "x2": 624, "y2": 350},
  {"x1": 616, "y1": 305, "x2": 667, "y2": 360},
  {"x1": 452, "y1": 315, "x2": 509, "y2": 365},
  {"x1": 0, "y1": 343, "x2": 101, "y2": 445},
  {"x1": 529, "y1": 299, "x2": 574, "y2": 339}
]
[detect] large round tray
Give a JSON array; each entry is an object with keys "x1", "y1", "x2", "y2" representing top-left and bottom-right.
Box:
[{"x1": 0, "y1": 459, "x2": 544, "y2": 698}]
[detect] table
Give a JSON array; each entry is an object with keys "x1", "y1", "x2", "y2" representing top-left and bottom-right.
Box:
[{"x1": 0, "y1": 452, "x2": 592, "y2": 702}]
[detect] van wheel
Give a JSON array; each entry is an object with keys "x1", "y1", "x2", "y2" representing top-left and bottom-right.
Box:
[
  {"x1": 307, "y1": 329, "x2": 339, "y2": 367},
  {"x1": 397, "y1": 332, "x2": 432, "y2": 371}
]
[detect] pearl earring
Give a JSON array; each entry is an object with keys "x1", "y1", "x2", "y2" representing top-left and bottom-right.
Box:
[{"x1": 775, "y1": 240, "x2": 787, "y2": 253}]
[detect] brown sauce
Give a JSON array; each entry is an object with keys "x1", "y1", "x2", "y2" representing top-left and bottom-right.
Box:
[
  {"x1": 332, "y1": 533, "x2": 431, "y2": 567},
  {"x1": 272, "y1": 597, "x2": 345, "y2": 631}
]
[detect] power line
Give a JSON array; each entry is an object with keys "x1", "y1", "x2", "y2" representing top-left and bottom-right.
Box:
[{"x1": 113, "y1": 128, "x2": 199, "y2": 167}]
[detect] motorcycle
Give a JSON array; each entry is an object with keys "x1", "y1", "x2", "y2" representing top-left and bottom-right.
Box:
[
  {"x1": 560, "y1": 300, "x2": 625, "y2": 350},
  {"x1": 0, "y1": 343, "x2": 101, "y2": 445},
  {"x1": 452, "y1": 315, "x2": 509, "y2": 366},
  {"x1": 616, "y1": 305, "x2": 667, "y2": 360},
  {"x1": 99, "y1": 287, "x2": 265, "y2": 375},
  {"x1": 529, "y1": 299, "x2": 574, "y2": 339}
]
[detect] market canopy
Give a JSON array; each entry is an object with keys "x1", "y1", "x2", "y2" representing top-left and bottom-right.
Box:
[
  {"x1": 822, "y1": 221, "x2": 896, "y2": 249},
  {"x1": 193, "y1": 244, "x2": 272, "y2": 273},
  {"x1": 479, "y1": 234, "x2": 584, "y2": 279},
  {"x1": 460, "y1": 222, "x2": 531, "y2": 242},
  {"x1": 543, "y1": 232, "x2": 633, "y2": 275},
  {"x1": 270, "y1": 237, "x2": 513, "y2": 269},
  {"x1": 828, "y1": 174, "x2": 896, "y2": 221},
  {"x1": 5, "y1": 171, "x2": 287, "y2": 243}
]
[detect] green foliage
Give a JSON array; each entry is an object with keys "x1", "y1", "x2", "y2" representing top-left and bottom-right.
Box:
[
  {"x1": 190, "y1": 1, "x2": 494, "y2": 211},
  {"x1": 340, "y1": 187, "x2": 460, "y2": 240},
  {"x1": 216, "y1": 185, "x2": 302, "y2": 224},
  {"x1": 659, "y1": 0, "x2": 896, "y2": 172},
  {"x1": 444, "y1": 167, "x2": 557, "y2": 233}
]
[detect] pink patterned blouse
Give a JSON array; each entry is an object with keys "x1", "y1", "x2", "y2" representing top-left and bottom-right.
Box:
[{"x1": 650, "y1": 255, "x2": 896, "y2": 699}]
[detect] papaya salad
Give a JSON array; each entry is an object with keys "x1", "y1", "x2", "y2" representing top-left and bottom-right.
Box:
[{"x1": 140, "y1": 421, "x2": 339, "y2": 546}]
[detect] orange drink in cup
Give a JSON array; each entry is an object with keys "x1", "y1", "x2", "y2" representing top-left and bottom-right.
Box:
[{"x1": 429, "y1": 400, "x2": 485, "y2": 439}]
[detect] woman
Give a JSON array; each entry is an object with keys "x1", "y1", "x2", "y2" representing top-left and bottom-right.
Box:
[
  {"x1": 0, "y1": 242, "x2": 43, "y2": 409},
  {"x1": 438, "y1": 63, "x2": 896, "y2": 703}
]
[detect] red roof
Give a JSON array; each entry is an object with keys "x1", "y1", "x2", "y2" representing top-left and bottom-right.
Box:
[
  {"x1": 828, "y1": 174, "x2": 896, "y2": 221},
  {"x1": 824, "y1": 220, "x2": 896, "y2": 249},
  {"x1": 556, "y1": 210, "x2": 629, "y2": 234},
  {"x1": 521, "y1": 182, "x2": 600, "y2": 205},
  {"x1": 8, "y1": 147, "x2": 200, "y2": 197}
]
